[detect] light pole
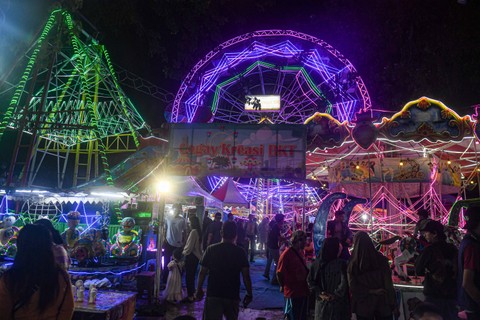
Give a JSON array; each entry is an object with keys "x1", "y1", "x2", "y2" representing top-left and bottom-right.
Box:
[{"x1": 153, "y1": 179, "x2": 171, "y2": 302}]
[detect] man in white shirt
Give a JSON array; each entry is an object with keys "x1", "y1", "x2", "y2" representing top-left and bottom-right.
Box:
[{"x1": 162, "y1": 204, "x2": 187, "y2": 285}]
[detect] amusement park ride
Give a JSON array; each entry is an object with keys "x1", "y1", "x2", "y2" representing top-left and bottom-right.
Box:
[{"x1": 0, "y1": 7, "x2": 479, "y2": 267}]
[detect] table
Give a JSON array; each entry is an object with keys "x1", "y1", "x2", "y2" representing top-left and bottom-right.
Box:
[{"x1": 73, "y1": 290, "x2": 136, "y2": 320}]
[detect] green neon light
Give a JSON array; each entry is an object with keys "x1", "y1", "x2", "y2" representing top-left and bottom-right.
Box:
[
  {"x1": 1, "y1": 8, "x2": 152, "y2": 188},
  {"x1": 0, "y1": 9, "x2": 62, "y2": 141},
  {"x1": 102, "y1": 46, "x2": 142, "y2": 148},
  {"x1": 136, "y1": 212, "x2": 152, "y2": 218}
]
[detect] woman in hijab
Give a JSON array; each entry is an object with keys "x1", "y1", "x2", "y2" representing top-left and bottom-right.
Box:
[
  {"x1": 347, "y1": 231, "x2": 398, "y2": 320},
  {"x1": 307, "y1": 237, "x2": 350, "y2": 320}
]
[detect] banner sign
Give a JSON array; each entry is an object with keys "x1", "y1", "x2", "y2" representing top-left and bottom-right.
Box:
[{"x1": 168, "y1": 123, "x2": 306, "y2": 179}]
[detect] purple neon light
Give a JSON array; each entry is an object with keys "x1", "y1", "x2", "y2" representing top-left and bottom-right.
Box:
[{"x1": 171, "y1": 30, "x2": 371, "y2": 123}]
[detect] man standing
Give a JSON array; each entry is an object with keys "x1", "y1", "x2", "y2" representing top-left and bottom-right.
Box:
[
  {"x1": 277, "y1": 231, "x2": 309, "y2": 320},
  {"x1": 162, "y1": 204, "x2": 187, "y2": 285},
  {"x1": 415, "y1": 220, "x2": 458, "y2": 320},
  {"x1": 326, "y1": 210, "x2": 352, "y2": 260},
  {"x1": 206, "y1": 212, "x2": 223, "y2": 247},
  {"x1": 263, "y1": 213, "x2": 284, "y2": 283},
  {"x1": 458, "y1": 205, "x2": 480, "y2": 320},
  {"x1": 245, "y1": 214, "x2": 258, "y2": 262},
  {"x1": 196, "y1": 221, "x2": 253, "y2": 320}
]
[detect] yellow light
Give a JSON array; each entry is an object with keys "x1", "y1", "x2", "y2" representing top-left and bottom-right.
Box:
[
  {"x1": 447, "y1": 160, "x2": 451, "y2": 165},
  {"x1": 399, "y1": 161, "x2": 404, "y2": 166},
  {"x1": 471, "y1": 180, "x2": 475, "y2": 184},
  {"x1": 156, "y1": 180, "x2": 172, "y2": 193},
  {"x1": 356, "y1": 165, "x2": 360, "y2": 169}
]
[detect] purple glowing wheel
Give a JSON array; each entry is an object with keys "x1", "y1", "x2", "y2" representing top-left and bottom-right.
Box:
[
  {"x1": 169, "y1": 30, "x2": 371, "y2": 216},
  {"x1": 170, "y1": 30, "x2": 371, "y2": 124}
]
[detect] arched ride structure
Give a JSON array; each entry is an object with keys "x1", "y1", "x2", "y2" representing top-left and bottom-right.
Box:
[
  {"x1": 169, "y1": 30, "x2": 371, "y2": 217},
  {"x1": 306, "y1": 97, "x2": 480, "y2": 237}
]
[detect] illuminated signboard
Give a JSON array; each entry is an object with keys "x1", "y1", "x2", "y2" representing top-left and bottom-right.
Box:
[
  {"x1": 168, "y1": 123, "x2": 306, "y2": 179},
  {"x1": 244, "y1": 95, "x2": 281, "y2": 112}
]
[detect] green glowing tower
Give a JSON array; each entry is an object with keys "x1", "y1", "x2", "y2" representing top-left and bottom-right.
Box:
[{"x1": 0, "y1": 8, "x2": 150, "y2": 189}]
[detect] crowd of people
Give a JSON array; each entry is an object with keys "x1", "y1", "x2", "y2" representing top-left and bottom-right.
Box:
[
  {"x1": 1, "y1": 202, "x2": 477, "y2": 320},
  {"x1": 161, "y1": 204, "x2": 480, "y2": 320}
]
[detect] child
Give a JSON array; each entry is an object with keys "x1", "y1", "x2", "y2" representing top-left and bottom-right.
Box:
[{"x1": 164, "y1": 248, "x2": 184, "y2": 303}]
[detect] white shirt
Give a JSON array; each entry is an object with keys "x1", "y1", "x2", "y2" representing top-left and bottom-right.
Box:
[
  {"x1": 166, "y1": 215, "x2": 187, "y2": 247},
  {"x1": 182, "y1": 229, "x2": 202, "y2": 260}
]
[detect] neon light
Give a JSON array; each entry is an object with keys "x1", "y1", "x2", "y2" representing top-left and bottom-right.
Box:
[
  {"x1": 69, "y1": 263, "x2": 146, "y2": 276},
  {"x1": 172, "y1": 30, "x2": 371, "y2": 124}
]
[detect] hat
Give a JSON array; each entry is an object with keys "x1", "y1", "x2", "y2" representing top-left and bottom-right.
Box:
[
  {"x1": 464, "y1": 205, "x2": 480, "y2": 230},
  {"x1": 420, "y1": 220, "x2": 444, "y2": 234}
]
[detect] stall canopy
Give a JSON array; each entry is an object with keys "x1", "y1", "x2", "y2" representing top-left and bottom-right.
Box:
[
  {"x1": 165, "y1": 176, "x2": 223, "y2": 209},
  {"x1": 212, "y1": 178, "x2": 249, "y2": 208}
]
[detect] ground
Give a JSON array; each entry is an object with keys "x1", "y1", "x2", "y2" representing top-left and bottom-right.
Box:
[{"x1": 134, "y1": 254, "x2": 287, "y2": 320}]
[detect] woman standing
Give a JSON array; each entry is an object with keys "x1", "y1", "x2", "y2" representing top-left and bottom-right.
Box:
[
  {"x1": 182, "y1": 215, "x2": 202, "y2": 302},
  {"x1": 0, "y1": 224, "x2": 74, "y2": 319},
  {"x1": 348, "y1": 231, "x2": 398, "y2": 320},
  {"x1": 308, "y1": 237, "x2": 350, "y2": 320}
]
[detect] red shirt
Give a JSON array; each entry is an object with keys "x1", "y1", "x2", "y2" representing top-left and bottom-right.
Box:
[{"x1": 277, "y1": 247, "x2": 309, "y2": 298}]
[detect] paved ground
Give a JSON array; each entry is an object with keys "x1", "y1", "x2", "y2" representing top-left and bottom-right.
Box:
[{"x1": 134, "y1": 255, "x2": 286, "y2": 320}]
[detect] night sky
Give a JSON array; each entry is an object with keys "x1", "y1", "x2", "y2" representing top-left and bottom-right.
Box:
[{"x1": 2, "y1": 0, "x2": 480, "y2": 128}]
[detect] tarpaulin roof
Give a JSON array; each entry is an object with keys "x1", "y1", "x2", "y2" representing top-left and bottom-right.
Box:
[{"x1": 212, "y1": 178, "x2": 249, "y2": 207}]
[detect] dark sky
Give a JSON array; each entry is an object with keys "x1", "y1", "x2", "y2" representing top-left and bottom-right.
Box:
[{"x1": 3, "y1": 0, "x2": 480, "y2": 128}]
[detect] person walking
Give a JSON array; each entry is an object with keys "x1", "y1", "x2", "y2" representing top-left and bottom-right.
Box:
[
  {"x1": 205, "y1": 212, "x2": 223, "y2": 247},
  {"x1": 236, "y1": 218, "x2": 247, "y2": 254},
  {"x1": 162, "y1": 204, "x2": 187, "y2": 285},
  {"x1": 458, "y1": 205, "x2": 480, "y2": 320},
  {"x1": 277, "y1": 230, "x2": 310, "y2": 320},
  {"x1": 308, "y1": 237, "x2": 350, "y2": 320},
  {"x1": 162, "y1": 204, "x2": 187, "y2": 283},
  {"x1": 258, "y1": 216, "x2": 269, "y2": 253},
  {"x1": 348, "y1": 231, "x2": 398, "y2": 320},
  {"x1": 415, "y1": 220, "x2": 458, "y2": 320},
  {"x1": 196, "y1": 221, "x2": 253, "y2": 320},
  {"x1": 245, "y1": 214, "x2": 258, "y2": 262},
  {"x1": 182, "y1": 215, "x2": 202, "y2": 302},
  {"x1": 0, "y1": 224, "x2": 74, "y2": 319},
  {"x1": 263, "y1": 213, "x2": 284, "y2": 283}
]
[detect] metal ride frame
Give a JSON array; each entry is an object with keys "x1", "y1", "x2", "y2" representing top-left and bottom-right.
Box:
[
  {"x1": 170, "y1": 29, "x2": 372, "y2": 218},
  {"x1": 0, "y1": 8, "x2": 149, "y2": 190}
]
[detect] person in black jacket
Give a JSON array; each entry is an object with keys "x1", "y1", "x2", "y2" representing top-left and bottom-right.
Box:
[{"x1": 415, "y1": 220, "x2": 458, "y2": 320}]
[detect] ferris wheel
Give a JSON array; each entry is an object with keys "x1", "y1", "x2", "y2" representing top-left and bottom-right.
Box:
[
  {"x1": 170, "y1": 30, "x2": 371, "y2": 215},
  {"x1": 170, "y1": 30, "x2": 371, "y2": 124}
]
